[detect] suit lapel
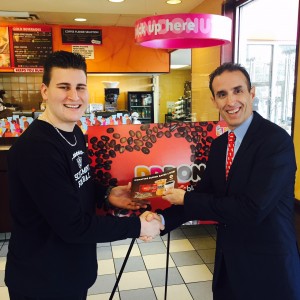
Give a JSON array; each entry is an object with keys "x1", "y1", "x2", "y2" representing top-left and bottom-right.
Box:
[{"x1": 227, "y1": 112, "x2": 263, "y2": 181}]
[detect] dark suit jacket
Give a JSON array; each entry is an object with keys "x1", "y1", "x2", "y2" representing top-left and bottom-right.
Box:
[{"x1": 161, "y1": 112, "x2": 300, "y2": 300}]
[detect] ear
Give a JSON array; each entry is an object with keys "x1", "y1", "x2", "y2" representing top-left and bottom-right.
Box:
[
  {"x1": 250, "y1": 86, "x2": 256, "y2": 102},
  {"x1": 250, "y1": 86, "x2": 255, "y2": 97},
  {"x1": 40, "y1": 83, "x2": 48, "y2": 101}
]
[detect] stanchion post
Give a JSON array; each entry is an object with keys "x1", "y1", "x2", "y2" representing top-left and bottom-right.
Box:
[
  {"x1": 164, "y1": 232, "x2": 171, "y2": 300},
  {"x1": 109, "y1": 238, "x2": 136, "y2": 300}
]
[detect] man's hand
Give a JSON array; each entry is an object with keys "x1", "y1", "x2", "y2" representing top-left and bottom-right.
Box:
[
  {"x1": 162, "y1": 188, "x2": 186, "y2": 205},
  {"x1": 108, "y1": 182, "x2": 150, "y2": 210},
  {"x1": 139, "y1": 211, "x2": 164, "y2": 242}
]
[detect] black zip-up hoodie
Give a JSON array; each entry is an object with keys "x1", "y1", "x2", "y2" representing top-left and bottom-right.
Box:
[{"x1": 5, "y1": 119, "x2": 140, "y2": 297}]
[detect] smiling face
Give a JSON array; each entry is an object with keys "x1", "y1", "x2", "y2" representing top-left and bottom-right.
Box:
[
  {"x1": 41, "y1": 67, "x2": 89, "y2": 131},
  {"x1": 211, "y1": 70, "x2": 255, "y2": 130}
]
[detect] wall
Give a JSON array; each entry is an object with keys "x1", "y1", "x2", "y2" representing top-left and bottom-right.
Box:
[
  {"x1": 0, "y1": 73, "x2": 153, "y2": 111},
  {"x1": 0, "y1": 23, "x2": 169, "y2": 112},
  {"x1": 158, "y1": 69, "x2": 191, "y2": 123},
  {"x1": 0, "y1": 69, "x2": 189, "y2": 118},
  {"x1": 0, "y1": 73, "x2": 41, "y2": 110},
  {"x1": 0, "y1": 24, "x2": 170, "y2": 74},
  {"x1": 52, "y1": 25, "x2": 170, "y2": 73},
  {"x1": 87, "y1": 75, "x2": 152, "y2": 111},
  {"x1": 294, "y1": 43, "x2": 300, "y2": 201},
  {"x1": 190, "y1": 0, "x2": 224, "y2": 122}
]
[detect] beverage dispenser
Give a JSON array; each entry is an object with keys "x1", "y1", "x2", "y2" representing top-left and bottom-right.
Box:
[
  {"x1": 104, "y1": 88, "x2": 119, "y2": 112},
  {"x1": 102, "y1": 81, "x2": 119, "y2": 112}
]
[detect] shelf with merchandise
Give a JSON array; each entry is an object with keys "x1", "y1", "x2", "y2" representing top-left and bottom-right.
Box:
[{"x1": 130, "y1": 105, "x2": 152, "y2": 108}]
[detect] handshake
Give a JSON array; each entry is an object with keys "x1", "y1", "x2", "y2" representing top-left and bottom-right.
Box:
[
  {"x1": 107, "y1": 183, "x2": 186, "y2": 242},
  {"x1": 139, "y1": 211, "x2": 164, "y2": 242}
]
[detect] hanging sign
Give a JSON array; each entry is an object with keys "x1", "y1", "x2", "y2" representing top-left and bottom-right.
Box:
[{"x1": 135, "y1": 13, "x2": 232, "y2": 49}]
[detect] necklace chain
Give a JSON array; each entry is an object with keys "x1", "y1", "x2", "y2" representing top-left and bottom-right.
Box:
[
  {"x1": 39, "y1": 115, "x2": 77, "y2": 147},
  {"x1": 54, "y1": 126, "x2": 77, "y2": 147}
]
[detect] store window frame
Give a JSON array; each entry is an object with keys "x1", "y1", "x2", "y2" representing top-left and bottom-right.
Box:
[{"x1": 222, "y1": 0, "x2": 300, "y2": 138}]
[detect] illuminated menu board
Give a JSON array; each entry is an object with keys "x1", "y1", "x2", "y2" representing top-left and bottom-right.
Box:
[{"x1": 11, "y1": 26, "x2": 53, "y2": 68}]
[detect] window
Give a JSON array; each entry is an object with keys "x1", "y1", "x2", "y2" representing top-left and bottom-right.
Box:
[{"x1": 235, "y1": 0, "x2": 299, "y2": 134}]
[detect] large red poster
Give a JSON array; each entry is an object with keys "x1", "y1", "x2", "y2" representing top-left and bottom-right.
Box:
[{"x1": 87, "y1": 121, "x2": 228, "y2": 223}]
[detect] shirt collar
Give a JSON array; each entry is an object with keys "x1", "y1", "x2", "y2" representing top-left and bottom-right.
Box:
[{"x1": 229, "y1": 113, "x2": 254, "y2": 142}]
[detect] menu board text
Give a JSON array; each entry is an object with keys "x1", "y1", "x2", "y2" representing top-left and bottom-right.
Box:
[{"x1": 11, "y1": 26, "x2": 53, "y2": 68}]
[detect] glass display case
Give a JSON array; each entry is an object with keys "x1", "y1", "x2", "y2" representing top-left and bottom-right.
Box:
[{"x1": 127, "y1": 91, "x2": 154, "y2": 123}]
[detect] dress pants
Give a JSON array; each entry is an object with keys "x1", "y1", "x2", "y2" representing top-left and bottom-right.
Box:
[{"x1": 213, "y1": 259, "x2": 237, "y2": 300}]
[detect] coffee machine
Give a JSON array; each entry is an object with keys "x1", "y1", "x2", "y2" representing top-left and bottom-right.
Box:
[
  {"x1": 102, "y1": 81, "x2": 119, "y2": 112},
  {"x1": 104, "y1": 88, "x2": 119, "y2": 112}
]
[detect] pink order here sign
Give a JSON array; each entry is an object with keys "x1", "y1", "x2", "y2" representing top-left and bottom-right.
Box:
[{"x1": 134, "y1": 13, "x2": 232, "y2": 49}]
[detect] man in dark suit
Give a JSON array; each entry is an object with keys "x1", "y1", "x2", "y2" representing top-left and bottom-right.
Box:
[{"x1": 156, "y1": 63, "x2": 300, "y2": 299}]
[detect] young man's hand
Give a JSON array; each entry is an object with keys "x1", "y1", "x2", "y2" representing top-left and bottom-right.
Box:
[{"x1": 109, "y1": 182, "x2": 150, "y2": 210}]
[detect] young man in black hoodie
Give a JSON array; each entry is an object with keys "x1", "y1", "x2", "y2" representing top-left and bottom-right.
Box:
[{"x1": 5, "y1": 50, "x2": 163, "y2": 300}]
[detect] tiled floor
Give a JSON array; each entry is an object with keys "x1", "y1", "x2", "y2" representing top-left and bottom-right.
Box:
[{"x1": 0, "y1": 225, "x2": 216, "y2": 300}]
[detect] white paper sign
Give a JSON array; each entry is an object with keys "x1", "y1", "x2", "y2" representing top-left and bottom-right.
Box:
[{"x1": 72, "y1": 45, "x2": 94, "y2": 59}]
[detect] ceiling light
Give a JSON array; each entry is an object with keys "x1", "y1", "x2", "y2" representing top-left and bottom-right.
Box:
[
  {"x1": 166, "y1": 0, "x2": 182, "y2": 4},
  {"x1": 74, "y1": 18, "x2": 87, "y2": 22},
  {"x1": 171, "y1": 65, "x2": 189, "y2": 69},
  {"x1": 108, "y1": 0, "x2": 125, "y2": 3}
]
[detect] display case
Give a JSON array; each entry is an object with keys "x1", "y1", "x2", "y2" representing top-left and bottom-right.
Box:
[
  {"x1": 166, "y1": 81, "x2": 192, "y2": 122},
  {"x1": 127, "y1": 91, "x2": 154, "y2": 123}
]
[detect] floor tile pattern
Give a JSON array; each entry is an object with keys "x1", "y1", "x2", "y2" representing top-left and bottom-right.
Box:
[{"x1": 0, "y1": 225, "x2": 216, "y2": 299}]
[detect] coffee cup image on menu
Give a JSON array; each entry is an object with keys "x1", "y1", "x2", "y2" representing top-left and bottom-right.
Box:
[
  {"x1": 155, "y1": 179, "x2": 167, "y2": 196},
  {"x1": 164, "y1": 180, "x2": 175, "y2": 191}
]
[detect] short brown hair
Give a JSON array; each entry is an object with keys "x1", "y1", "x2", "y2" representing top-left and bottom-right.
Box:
[
  {"x1": 209, "y1": 62, "x2": 252, "y2": 97},
  {"x1": 42, "y1": 51, "x2": 87, "y2": 86}
]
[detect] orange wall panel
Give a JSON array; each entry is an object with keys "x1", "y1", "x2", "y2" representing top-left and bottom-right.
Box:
[
  {"x1": 0, "y1": 24, "x2": 170, "y2": 73},
  {"x1": 52, "y1": 25, "x2": 170, "y2": 73}
]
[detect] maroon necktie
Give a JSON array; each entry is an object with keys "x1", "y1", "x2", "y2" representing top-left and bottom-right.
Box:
[{"x1": 226, "y1": 132, "x2": 236, "y2": 179}]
